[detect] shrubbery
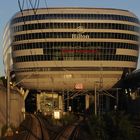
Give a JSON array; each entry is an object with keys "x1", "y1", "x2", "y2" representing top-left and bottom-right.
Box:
[
  {"x1": 60, "y1": 113, "x2": 77, "y2": 126},
  {"x1": 88, "y1": 111, "x2": 137, "y2": 140}
]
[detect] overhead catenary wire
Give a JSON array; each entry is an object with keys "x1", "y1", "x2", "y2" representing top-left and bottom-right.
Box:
[
  {"x1": 29, "y1": 0, "x2": 40, "y2": 15},
  {"x1": 26, "y1": 0, "x2": 29, "y2": 10},
  {"x1": 18, "y1": 0, "x2": 25, "y2": 14},
  {"x1": 44, "y1": 0, "x2": 48, "y2": 8}
]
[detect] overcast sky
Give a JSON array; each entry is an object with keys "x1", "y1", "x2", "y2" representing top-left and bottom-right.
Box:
[{"x1": 0, "y1": 0, "x2": 140, "y2": 76}]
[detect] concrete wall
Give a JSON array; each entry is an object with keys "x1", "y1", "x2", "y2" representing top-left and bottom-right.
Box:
[{"x1": 0, "y1": 81, "x2": 24, "y2": 137}]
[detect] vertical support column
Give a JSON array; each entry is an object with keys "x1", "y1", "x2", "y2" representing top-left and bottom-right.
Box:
[
  {"x1": 52, "y1": 89, "x2": 54, "y2": 112},
  {"x1": 62, "y1": 90, "x2": 65, "y2": 112},
  {"x1": 5, "y1": 53, "x2": 13, "y2": 136},
  {"x1": 44, "y1": 92, "x2": 46, "y2": 114},
  {"x1": 67, "y1": 90, "x2": 69, "y2": 111},
  {"x1": 85, "y1": 94, "x2": 89, "y2": 110},
  {"x1": 23, "y1": 89, "x2": 29, "y2": 100},
  {"x1": 59, "y1": 95, "x2": 63, "y2": 111},
  {"x1": 36, "y1": 94, "x2": 40, "y2": 112},
  {"x1": 18, "y1": 89, "x2": 25, "y2": 122}
]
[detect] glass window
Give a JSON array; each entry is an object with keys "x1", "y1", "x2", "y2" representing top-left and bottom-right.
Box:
[{"x1": 13, "y1": 12, "x2": 139, "y2": 24}]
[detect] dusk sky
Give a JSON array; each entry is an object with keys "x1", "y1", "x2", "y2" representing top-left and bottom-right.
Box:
[{"x1": 0, "y1": 0, "x2": 140, "y2": 76}]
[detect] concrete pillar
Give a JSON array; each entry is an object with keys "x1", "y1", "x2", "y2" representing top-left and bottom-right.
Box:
[
  {"x1": 59, "y1": 95, "x2": 63, "y2": 111},
  {"x1": 67, "y1": 91, "x2": 69, "y2": 111},
  {"x1": 62, "y1": 91, "x2": 65, "y2": 112},
  {"x1": 85, "y1": 94, "x2": 90, "y2": 110},
  {"x1": 24, "y1": 90, "x2": 29, "y2": 100},
  {"x1": 36, "y1": 94, "x2": 41, "y2": 112}
]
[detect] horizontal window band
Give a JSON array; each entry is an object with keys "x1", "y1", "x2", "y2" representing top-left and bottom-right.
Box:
[
  {"x1": 13, "y1": 54, "x2": 138, "y2": 63},
  {"x1": 12, "y1": 23, "x2": 139, "y2": 32},
  {"x1": 13, "y1": 32, "x2": 139, "y2": 42},
  {"x1": 11, "y1": 13, "x2": 139, "y2": 24},
  {"x1": 13, "y1": 42, "x2": 139, "y2": 51}
]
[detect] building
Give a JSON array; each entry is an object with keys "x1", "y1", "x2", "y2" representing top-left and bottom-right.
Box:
[{"x1": 3, "y1": 7, "x2": 140, "y2": 91}]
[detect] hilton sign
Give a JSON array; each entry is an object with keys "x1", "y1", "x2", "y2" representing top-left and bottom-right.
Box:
[
  {"x1": 72, "y1": 26, "x2": 89, "y2": 39},
  {"x1": 72, "y1": 34, "x2": 89, "y2": 39}
]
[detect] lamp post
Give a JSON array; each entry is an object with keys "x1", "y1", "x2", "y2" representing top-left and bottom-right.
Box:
[{"x1": 5, "y1": 53, "x2": 13, "y2": 136}]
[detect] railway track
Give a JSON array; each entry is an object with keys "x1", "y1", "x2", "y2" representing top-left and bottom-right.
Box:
[
  {"x1": 52, "y1": 116, "x2": 83, "y2": 140},
  {"x1": 20, "y1": 114, "x2": 49, "y2": 140},
  {"x1": 132, "y1": 118, "x2": 140, "y2": 130},
  {"x1": 69, "y1": 125, "x2": 80, "y2": 140},
  {"x1": 37, "y1": 113, "x2": 75, "y2": 140},
  {"x1": 52, "y1": 124, "x2": 76, "y2": 140},
  {"x1": 37, "y1": 114, "x2": 61, "y2": 140},
  {"x1": 5, "y1": 113, "x2": 83, "y2": 140}
]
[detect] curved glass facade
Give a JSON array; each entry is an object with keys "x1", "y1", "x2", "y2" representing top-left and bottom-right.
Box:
[
  {"x1": 3, "y1": 8, "x2": 140, "y2": 90},
  {"x1": 13, "y1": 23, "x2": 139, "y2": 32},
  {"x1": 11, "y1": 13, "x2": 139, "y2": 24}
]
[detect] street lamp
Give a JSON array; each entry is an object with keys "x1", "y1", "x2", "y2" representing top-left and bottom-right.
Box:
[{"x1": 5, "y1": 53, "x2": 13, "y2": 136}]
